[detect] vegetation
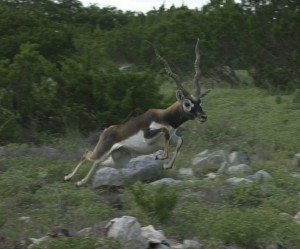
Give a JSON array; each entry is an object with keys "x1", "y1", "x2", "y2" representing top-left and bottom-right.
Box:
[
  {"x1": 1, "y1": 87, "x2": 300, "y2": 248},
  {"x1": 0, "y1": 0, "x2": 300, "y2": 143},
  {"x1": 0, "y1": 0, "x2": 300, "y2": 248}
]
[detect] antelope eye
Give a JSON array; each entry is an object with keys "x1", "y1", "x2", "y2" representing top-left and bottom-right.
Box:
[
  {"x1": 184, "y1": 102, "x2": 191, "y2": 108},
  {"x1": 183, "y1": 99, "x2": 193, "y2": 111}
]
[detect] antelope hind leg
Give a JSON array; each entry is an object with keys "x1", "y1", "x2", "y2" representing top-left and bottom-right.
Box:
[
  {"x1": 64, "y1": 156, "x2": 87, "y2": 181},
  {"x1": 144, "y1": 127, "x2": 170, "y2": 160}
]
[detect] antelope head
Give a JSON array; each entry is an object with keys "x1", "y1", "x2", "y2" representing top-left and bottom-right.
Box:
[{"x1": 149, "y1": 39, "x2": 210, "y2": 123}]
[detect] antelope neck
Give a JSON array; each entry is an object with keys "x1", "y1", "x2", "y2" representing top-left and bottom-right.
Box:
[{"x1": 161, "y1": 102, "x2": 189, "y2": 129}]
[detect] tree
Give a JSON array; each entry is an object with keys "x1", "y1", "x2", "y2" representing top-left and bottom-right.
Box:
[{"x1": 4, "y1": 43, "x2": 58, "y2": 132}]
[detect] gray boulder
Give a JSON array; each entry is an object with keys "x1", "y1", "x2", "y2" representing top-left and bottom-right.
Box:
[
  {"x1": 248, "y1": 170, "x2": 272, "y2": 181},
  {"x1": 178, "y1": 168, "x2": 194, "y2": 177},
  {"x1": 93, "y1": 167, "x2": 123, "y2": 187},
  {"x1": 183, "y1": 239, "x2": 204, "y2": 249},
  {"x1": 150, "y1": 178, "x2": 182, "y2": 185},
  {"x1": 192, "y1": 150, "x2": 228, "y2": 173},
  {"x1": 93, "y1": 152, "x2": 164, "y2": 188},
  {"x1": 141, "y1": 225, "x2": 167, "y2": 245},
  {"x1": 227, "y1": 164, "x2": 251, "y2": 175},
  {"x1": 228, "y1": 151, "x2": 249, "y2": 165},
  {"x1": 227, "y1": 177, "x2": 253, "y2": 186},
  {"x1": 106, "y1": 216, "x2": 148, "y2": 249}
]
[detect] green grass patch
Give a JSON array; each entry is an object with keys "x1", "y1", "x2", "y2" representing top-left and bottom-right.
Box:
[{"x1": 1, "y1": 86, "x2": 300, "y2": 248}]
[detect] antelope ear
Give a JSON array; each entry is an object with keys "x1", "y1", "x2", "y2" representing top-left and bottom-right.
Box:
[
  {"x1": 200, "y1": 89, "x2": 211, "y2": 98},
  {"x1": 176, "y1": 89, "x2": 185, "y2": 101}
]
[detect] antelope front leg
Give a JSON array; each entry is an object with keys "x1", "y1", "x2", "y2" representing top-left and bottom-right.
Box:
[
  {"x1": 163, "y1": 135, "x2": 183, "y2": 169},
  {"x1": 75, "y1": 161, "x2": 98, "y2": 187}
]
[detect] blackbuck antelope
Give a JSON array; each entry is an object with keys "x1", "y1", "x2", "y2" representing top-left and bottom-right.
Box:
[{"x1": 64, "y1": 39, "x2": 211, "y2": 187}]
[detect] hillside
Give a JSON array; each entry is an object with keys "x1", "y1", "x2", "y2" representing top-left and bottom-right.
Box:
[{"x1": 1, "y1": 87, "x2": 300, "y2": 248}]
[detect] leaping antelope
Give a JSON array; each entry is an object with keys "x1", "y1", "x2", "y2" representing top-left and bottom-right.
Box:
[{"x1": 64, "y1": 39, "x2": 211, "y2": 187}]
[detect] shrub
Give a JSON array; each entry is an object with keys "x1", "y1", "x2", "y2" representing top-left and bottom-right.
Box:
[
  {"x1": 198, "y1": 206, "x2": 300, "y2": 248},
  {"x1": 32, "y1": 183, "x2": 116, "y2": 230},
  {"x1": 127, "y1": 182, "x2": 179, "y2": 223},
  {"x1": 224, "y1": 182, "x2": 264, "y2": 207}
]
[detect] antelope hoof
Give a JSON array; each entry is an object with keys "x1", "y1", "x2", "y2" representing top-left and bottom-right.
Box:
[
  {"x1": 64, "y1": 175, "x2": 71, "y2": 181},
  {"x1": 75, "y1": 181, "x2": 83, "y2": 187},
  {"x1": 163, "y1": 163, "x2": 173, "y2": 170}
]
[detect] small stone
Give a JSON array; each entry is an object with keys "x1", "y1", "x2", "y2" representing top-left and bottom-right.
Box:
[
  {"x1": 248, "y1": 170, "x2": 272, "y2": 181},
  {"x1": 183, "y1": 239, "x2": 204, "y2": 249},
  {"x1": 141, "y1": 225, "x2": 166, "y2": 244},
  {"x1": 179, "y1": 168, "x2": 194, "y2": 177},
  {"x1": 150, "y1": 178, "x2": 182, "y2": 185},
  {"x1": 227, "y1": 164, "x2": 250, "y2": 174},
  {"x1": 229, "y1": 151, "x2": 249, "y2": 165},
  {"x1": 227, "y1": 177, "x2": 253, "y2": 186}
]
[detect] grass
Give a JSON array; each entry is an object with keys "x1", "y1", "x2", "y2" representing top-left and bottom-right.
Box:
[
  {"x1": 1, "y1": 86, "x2": 300, "y2": 248},
  {"x1": 175, "y1": 87, "x2": 300, "y2": 165}
]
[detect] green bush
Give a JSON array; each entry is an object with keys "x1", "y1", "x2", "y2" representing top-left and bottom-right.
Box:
[
  {"x1": 170, "y1": 202, "x2": 300, "y2": 248},
  {"x1": 0, "y1": 156, "x2": 74, "y2": 198},
  {"x1": 198, "y1": 207, "x2": 300, "y2": 248},
  {"x1": 224, "y1": 183, "x2": 264, "y2": 207},
  {"x1": 262, "y1": 193, "x2": 300, "y2": 215},
  {"x1": 127, "y1": 182, "x2": 179, "y2": 223},
  {"x1": 32, "y1": 183, "x2": 115, "y2": 230}
]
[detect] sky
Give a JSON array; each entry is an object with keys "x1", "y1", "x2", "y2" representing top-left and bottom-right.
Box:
[{"x1": 79, "y1": 0, "x2": 210, "y2": 13}]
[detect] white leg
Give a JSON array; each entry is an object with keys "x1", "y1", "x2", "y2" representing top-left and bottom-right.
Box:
[
  {"x1": 75, "y1": 160, "x2": 99, "y2": 187},
  {"x1": 64, "y1": 159, "x2": 87, "y2": 181},
  {"x1": 75, "y1": 150, "x2": 113, "y2": 187},
  {"x1": 75, "y1": 149, "x2": 132, "y2": 187},
  {"x1": 163, "y1": 135, "x2": 183, "y2": 169}
]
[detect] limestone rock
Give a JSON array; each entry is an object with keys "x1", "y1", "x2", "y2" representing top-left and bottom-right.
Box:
[
  {"x1": 150, "y1": 178, "x2": 182, "y2": 185},
  {"x1": 183, "y1": 239, "x2": 204, "y2": 249},
  {"x1": 178, "y1": 168, "x2": 194, "y2": 177},
  {"x1": 227, "y1": 164, "x2": 250, "y2": 174},
  {"x1": 141, "y1": 225, "x2": 166, "y2": 244},
  {"x1": 106, "y1": 216, "x2": 148, "y2": 249},
  {"x1": 93, "y1": 152, "x2": 164, "y2": 188},
  {"x1": 192, "y1": 150, "x2": 228, "y2": 173},
  {"x1": 227, "y1": 177, "x2": 253, "y2": 186},
  {"x1": 228, "y1": 151, "x2": 249, "y2": 165},
  {"x1": 248, "y1": 170, "x2": 272, "y2": 181}
]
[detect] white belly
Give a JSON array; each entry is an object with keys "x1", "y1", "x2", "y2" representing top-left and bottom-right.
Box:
[{"x1": 113, "y1": 122, "x2": 175, "y2": 155}]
